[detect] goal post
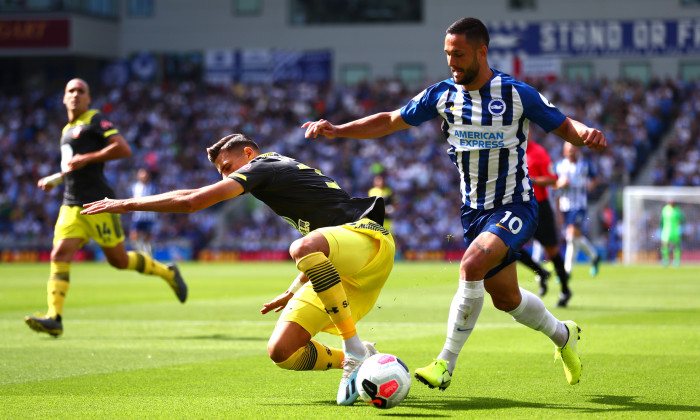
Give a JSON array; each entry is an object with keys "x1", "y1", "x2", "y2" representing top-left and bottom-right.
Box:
[{"x1": 622, "y1": 186, "x2": 700, "y2": 265}]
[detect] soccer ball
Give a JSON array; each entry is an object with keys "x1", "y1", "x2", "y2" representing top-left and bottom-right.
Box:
[{"x1": 357, "y1": 353, "x2": 411, "y2": 409}]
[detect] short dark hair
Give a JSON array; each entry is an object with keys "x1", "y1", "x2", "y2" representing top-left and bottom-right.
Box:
[
  {"x1": 207, "y1": 133, "x2": 261, "y2": 163},
  {"x1": 446, "y1": 17, "x2": 490, "y2": 47}
]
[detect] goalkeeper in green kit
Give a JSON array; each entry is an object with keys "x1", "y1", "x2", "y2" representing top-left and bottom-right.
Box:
[{"x1": 660, "y1": 200, "x2": 684, "y2": 268}]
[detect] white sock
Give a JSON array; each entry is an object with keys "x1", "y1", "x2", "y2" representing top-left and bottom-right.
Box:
[
  {"x1": 342, "y1": 334, "x2": 366, "y2": 358},
  {"x1": 531, "y1": 241, "x2": 543, "y2": 262},
  {"x1": 576, "y1": 235, "x2": 598, "y2": 260},
  {"x1": 142, "y1": 240, "x2": 153, "y2": 256},
  {"x1": 564, "y1": 238, "x2": 576, "y2": 273},
  {"x1": 508, "y1": 288, "x2": 568, "y2": 346},
  {"x1": 437, "y1": 280, "x2": 484, "y2": 373}
]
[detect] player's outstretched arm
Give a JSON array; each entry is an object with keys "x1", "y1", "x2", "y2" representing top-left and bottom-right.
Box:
[
  {"x1": 81, "y1": 178, "x2": 244, "y2": 215},
  {"x1": 552, "y1": 117, "x2": 607, "y2": 151},
  {"x1": 302, "y1": 109, "x2": 410, "y2": 140}
]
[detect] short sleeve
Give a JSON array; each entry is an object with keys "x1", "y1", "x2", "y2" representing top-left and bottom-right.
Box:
[
  {"x1": 228, "y1": 160, "x2": 273, "y2": 194},
  {"x1": 91, "y1": 113, "x2": 120, "y2": 139},
  {"x1": 400, "y1": 85, "x2": 441, "y2": 126},
  {"x1": 515, "y1": 84, "x2": 566, "y2": 133}
]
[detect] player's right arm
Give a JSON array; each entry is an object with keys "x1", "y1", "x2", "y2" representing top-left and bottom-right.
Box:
[
  {"x1": 81, "y1": 177, "x2": 244, "y2": 215},
  {"x1": 302, "y1": 109, "x2": 410, "y2": 140},
  {"x1": 37, "y1": 172, "x2": 64, "y2": 191}
]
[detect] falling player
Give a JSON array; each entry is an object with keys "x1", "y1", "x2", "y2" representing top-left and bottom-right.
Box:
[{"x1": 82, "y1": 133, "x2": 395, "y2": 405}]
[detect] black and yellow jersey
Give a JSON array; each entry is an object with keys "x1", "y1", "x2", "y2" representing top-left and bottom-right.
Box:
[
  {"x1": 59, "y1": 109, "x2": 119, "y2": 206},
  {"x1": 229, "y1": 153, "x2": 384, "y2": 235}
]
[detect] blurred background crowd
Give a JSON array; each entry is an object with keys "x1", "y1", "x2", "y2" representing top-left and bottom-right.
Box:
[{"x1": 1, "y1": 75, "x2": 698, "y2": 260}]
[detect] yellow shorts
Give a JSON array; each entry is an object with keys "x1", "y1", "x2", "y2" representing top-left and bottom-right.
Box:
[
  {"x1": 54, "y1": 205, "x2": 125, "y2": 248},
  {"x1": 278, "y1": 219, "x2": 396, "y2": 337}
]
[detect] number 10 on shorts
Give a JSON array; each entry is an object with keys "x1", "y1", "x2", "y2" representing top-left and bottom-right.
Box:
[{"x1": 499, "y1": 211, "x2": 523, "y2": 234}]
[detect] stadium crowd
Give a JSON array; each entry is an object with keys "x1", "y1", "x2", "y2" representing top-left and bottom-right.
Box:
[
  {"x1": 652, "y1": 78, "x2": 700, "y2": 187},
  {"x1": 0, "y1": 75, "x2": 692, "y2": 258}
]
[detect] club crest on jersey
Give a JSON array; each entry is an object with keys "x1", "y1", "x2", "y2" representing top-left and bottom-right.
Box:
[
  {"x1": 100, "y1": 120, "x2": 114, "y2": 130},
  {"x1": 72, "y1": 126, "x2": 83, "y2": 138},
  {"x1": 240, "y1": 164, "x2": 252, "y2": 171},
  {"x1": 487, "y1": 98, "x2": 507, "y2": 116}
]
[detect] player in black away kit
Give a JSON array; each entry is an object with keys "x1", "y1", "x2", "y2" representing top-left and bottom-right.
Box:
[
  {"x1": 26, "y1": 78, "x2": 187, "y2": 338},
  {"x1": 82, "y1": 133, "x2": 396, "y2": 406}
]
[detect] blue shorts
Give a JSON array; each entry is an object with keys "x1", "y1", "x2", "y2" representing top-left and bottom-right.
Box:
[
  {"x1": 562, "y1": 209, "x2": 586, "y2": 227},
  {"x1": 460, "y1": 200, "x2": 538, "y2": 278}
]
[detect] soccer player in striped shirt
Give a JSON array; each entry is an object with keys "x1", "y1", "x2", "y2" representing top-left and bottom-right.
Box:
[
  {"x1": 303, "y1": 17, "x2": 606, "y2": 388},
  {"x1": 555, "y1": 142, "x2": 602, "y2": 277},
  {"x1": 130, "y1": 168, "x2": 158, "y2": 256}
]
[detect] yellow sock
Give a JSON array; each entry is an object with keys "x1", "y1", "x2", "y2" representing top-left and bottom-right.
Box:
[
  {"x1": 127, "y1": 251, "x2": 173, "y2": 281},
  {"x1": 275, "y1": 340, "x2": 344, "y2": 371},
  {"x1": 46, "y1": 262, "x2": 70, "y2": 319},
  {"x1": 297, "y1": 252, "x2": 356, "y2": 340}
]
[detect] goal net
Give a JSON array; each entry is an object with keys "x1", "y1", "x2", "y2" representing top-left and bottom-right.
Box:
[{"x1": 622, "y1": 186, "x2": 700, "y2": 265}]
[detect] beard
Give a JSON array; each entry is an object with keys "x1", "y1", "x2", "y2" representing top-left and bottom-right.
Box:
[
  {"x1": 452, "y1": 53, "x2": 480, "y2": 86},
  {"x1": 454, "y1": 64, "x2": 479, "y2": 86}
]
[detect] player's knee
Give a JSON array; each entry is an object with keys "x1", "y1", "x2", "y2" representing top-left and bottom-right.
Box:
[
  {"x1": 107, "y1": 256, "x2": 129, "y2": 270},
  {"x1": 544, "y1": 245, "x2": 560, "y2": 257},
  {"x1": 267, "y1": 338, "x2": 297, "y2": 364},
  {"x1": 289, "y1": 237, "x2": 322, "y2": 262},
  {"x1": 50, "y1": 248, "x2": 69, "y2": 262},
  {"x1": 460, "y1": 255, "x2": 489, "y2": 281}
]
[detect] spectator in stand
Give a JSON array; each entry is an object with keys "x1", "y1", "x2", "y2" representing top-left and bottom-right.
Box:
[
  {"x1": 1, "y1": 76, "x2": 690, "y2": 259},
  {"x1": 368, "y1": 173, "x2": 394, "y2": 231}
]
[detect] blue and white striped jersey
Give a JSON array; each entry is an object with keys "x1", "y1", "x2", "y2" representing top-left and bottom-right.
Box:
[
  {"x1": 131, "y1": 181, "x2": 158, "y2": 222},
  {"x1": 400, "y1": 69, "x2": 566, "y2": 210},
  {"x1": 555, "y1": 158, "x2": 594, "y2": 213}
]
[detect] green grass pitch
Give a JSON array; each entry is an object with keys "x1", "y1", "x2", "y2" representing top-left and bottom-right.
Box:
[{"x1": 1, "y1": 261, "x2": 699, "y2": 419}]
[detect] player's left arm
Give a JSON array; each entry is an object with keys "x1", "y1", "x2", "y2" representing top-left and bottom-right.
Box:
[
  {"x1": 81, "y1": 177, "x2": 244, "y2": 215},
  {"x1": 65, "y1": 134, "x2": 132, "y2": 172},
  {"x1": 551, "y1": 117, "x2": 607, "y2": 151}
]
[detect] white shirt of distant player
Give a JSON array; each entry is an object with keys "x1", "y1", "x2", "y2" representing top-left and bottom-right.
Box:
[
  {"x1": 131, "y1": 181, "x2": 158, "y2": 222},
  {"x1": 555, "y1": 158, "x2": 590, "y2": 212}
]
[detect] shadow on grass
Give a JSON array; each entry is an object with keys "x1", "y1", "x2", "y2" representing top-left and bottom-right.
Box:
[
  {"x1": 176, "y1": 334, "x2": 268, "y2": 341},
  {"x1": 398, "y1": 395, "x2": 562, "y2": 411},
  {"x1": 584, "y1": 394, "x2": 700, "y2": 414},
  {"x1": 126, "y1": 334, "x2": 268, "y2": 341},
  {"x1": 284, "y1": 395, "x2": 557, "y2": 414},
  {"x1": 283, "y1": 394, "x2": 700, "y2": 415}
]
